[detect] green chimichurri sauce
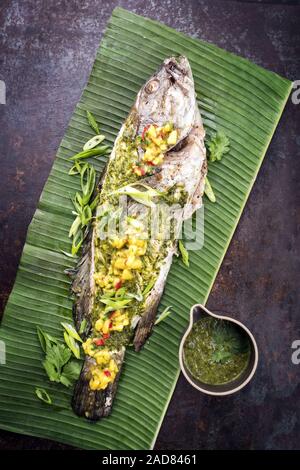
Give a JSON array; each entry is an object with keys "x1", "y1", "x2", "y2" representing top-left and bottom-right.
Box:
[{"x1": 183, "y1": 316, "x2": 251, "y2": 385}]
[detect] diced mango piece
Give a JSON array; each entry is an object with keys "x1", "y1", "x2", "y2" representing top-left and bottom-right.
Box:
[
  {"x1": 102, "y1": 319, "x2": 111, "y2": 334},
  {"x1": 147, "y1": 125, "x2": 157, "y2": 140},
  {"x1": 153, "y1": 154, "x2": 164, "y2": 165},
  {"x1": 163, "y1": 122, "x2": 173, "y2": 133},
  {"x1": 114, "y1": 258, "x2": 126, "y2": 270},
  {"x1": 131, "y1": 258, "x2": 143, "y2": 270},
  {"x1": 167, "y1": 130, "x2": 177, "y2": 146},
  {"x1": 121, "y1": 269, "x2": 133, "y2": 281},
  {"x1": 95, "y1": 318, "x2": 104, "y2": 332},
  {"x1": 152, "y1": 136, "x2": 163, "y2": 146},
  {"x1": 110, "y1": 237, "x2": 127, "y2": 249},
  {"x1": 143, "y1": 147, "x2": 154, "y2": 162},
  {"x1": 135, "y1": 239, "x2": 147, "y2": 248},
  {"x1": 89, "y1": 378, "x2": 100, "y2": 390},
  {"x1": 126, "y1": 254, "x2": 137, "y2": 269},
  {"x1": 94, "y1": 349, "x2": 111, "y2": 365}
]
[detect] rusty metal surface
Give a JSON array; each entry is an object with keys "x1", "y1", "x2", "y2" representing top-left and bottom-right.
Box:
[{"x1": 0, "y1": 0, "x2": 299, "y2": 450}]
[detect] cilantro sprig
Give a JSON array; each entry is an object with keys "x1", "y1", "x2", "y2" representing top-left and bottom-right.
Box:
[
  {"x1": 37, "y1": 327, "x2": 82, "y2": 388},
  {"x1": 207, "y1": 130, "x2": 230, "y2": 163},
  {"x1": 204, "y1": 130, "x2": 231, "y2": 203}
]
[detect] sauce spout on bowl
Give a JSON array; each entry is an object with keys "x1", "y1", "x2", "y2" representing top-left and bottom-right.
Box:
[{"x1": 179, "y1": 304, "x2": 259, "y2": 396}]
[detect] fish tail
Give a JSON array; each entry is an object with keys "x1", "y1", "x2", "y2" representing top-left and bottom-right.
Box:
[{"x1": 72, "y1": 349, "x2": 125, "y2": 420}]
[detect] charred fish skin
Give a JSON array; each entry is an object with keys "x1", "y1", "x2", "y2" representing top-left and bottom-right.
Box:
[
  {"x1": 71, "y1": 56, "x2": 207, "y2": 420},
  {"x1": 72, "y1": 348, "x2": 125, "y2": 420}
]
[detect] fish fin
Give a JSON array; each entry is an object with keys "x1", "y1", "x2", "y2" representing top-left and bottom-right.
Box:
[
  {"x1": 69, "y1": 229, "x2": 95, "y2": 338},
  {"x1": 133, "y1": 246, "x2": 175, "y2": 351},
  {"x1": 72, "y1": 349, "x2": 125, "y2": 420}
]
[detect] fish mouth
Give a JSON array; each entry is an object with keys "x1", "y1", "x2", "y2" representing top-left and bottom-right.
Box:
[{"x1": 163, "y1": 56, "x2": 192, "y2": 83}]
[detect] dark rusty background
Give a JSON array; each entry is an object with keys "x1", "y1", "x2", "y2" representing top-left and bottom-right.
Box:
[{"x1": 0, "y1": 0, "x2": 299, "y2": 450}]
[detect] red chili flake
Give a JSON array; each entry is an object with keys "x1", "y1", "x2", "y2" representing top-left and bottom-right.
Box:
[
  {"x1": 110, "y1": 311, "x2": 116, "y2": 319},
  {"x1": 93, "y1": 338, "x2": 105, "y2": 346},
  {"x1": 103, "y1": 369, "x2": 111, "y2": 377},
  {"x1": 114, "y1": 280, "x2": 123, "y2": 290},
  {"x1": 102, "y1": 333, "x2": 110, "y2": 340},
  {"x1": 147, "y1": 161, "x2": 155, "y2": 166},
  {"x1": 109, "y1": 321, "x2": 113, "y2": 328},
  {"x1": 141, "y1": 124, "x2": 151, "y2": 140}
]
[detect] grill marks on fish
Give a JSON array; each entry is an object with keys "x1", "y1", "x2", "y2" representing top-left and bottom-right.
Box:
[{"x1": 70, "y1": 56, "x2": 207, "y2": 420}]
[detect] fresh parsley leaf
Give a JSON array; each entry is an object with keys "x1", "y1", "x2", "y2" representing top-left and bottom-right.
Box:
[
  {"x1": 37, "y1": 326, "x2": 82, "y2": 389},
  {"x1": 207, "y1": 131, "x2": 230, "y2": 162},
  {"x1": 178, "y1": 240, "x2": 189, "y2": 267},
  {"x1": 43, "y1": 343, "x2": 72, "y2": 382},
  {"x1": 37, "y1": 327, "x2": 58, "y2": 353},
  {"x1": 210, "y1": 320, "x2": 250, "y2": 364},
  {"x1": 60, "y1": 361, "x2": 82, "y2": 387},
  {"x1": 43, "y1": 358, "x2": 60, "y2": 383},
  {"x1": 211, "y1": 350, "x2": 232, "y2": 364}
]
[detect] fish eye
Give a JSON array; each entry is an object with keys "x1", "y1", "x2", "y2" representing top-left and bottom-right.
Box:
[{"x1": 145, "y1": 79, "x2": 159, "y2": 94}]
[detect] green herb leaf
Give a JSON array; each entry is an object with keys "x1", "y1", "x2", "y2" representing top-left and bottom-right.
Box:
[
  {"x1": 210, "y1": 320, "x2": 250, "y2": 364},
  {"x1": 86, "y1": 110, "x2": 100, "y2": 134},
  {"x1": 61, "y1": 322, "x2": 82, "y2": 343},
  {"x1": 35, "y1": 388, "x2": 52, "y2": 405},
  {"x1": 83, "y1": 134, "x2": 105, "y2": 151},
  {"x1": 42, "y1": 342, "x2": 71, "y2": 383},
  {"x1": 80, "y1": 205, "x2": 93, "y2": 227},
  {"x1": 207, "y1": 130, "x2": 230, "y2": 163},
  {"x1": 68, "y1": 146, "x2": 109, "y2": 161},
  {"x1": 63, "y1": 332, "x2": 81, "y2": 359},
  {"x1": 155, "y1": 306, "x2": 173, "y2": 325},
  {"x1": 71, "y1": 229, "x2": 84, "y2": 256},
  {"x1": 211, "y1": 350, "x2": 232, "y2": 364},
  {"x1": 79, "y1": 319, "x2": 87, "y2": 335},
  {"x1": 90, "y1": 194, "x2": 99, "y2": 212},
  {"x1": 143, "y1": 278, "x2": 156, "y2": 297},
  {"x1": 73, "y1": 192, "x2": 84, "y2": 212},
  {"x1": 109, "y1": 183, "x2": 163, "y2": 207},
  {"x1": 37, "y1": 327, "x2": 58, "y2": 353},
  {"x1": 80, "y1": 164, "x2": 96, "y2": 205},
  {"x1": 204, "y1": 176, "x2": 216, "y2": 203},
  {"x1": 178, "y1": 240, "x2": 189, "y2": 267},
  {"x1": 37, "y1": 327, "x2": 50, "y2": 353},
  {"x1": 60, "y1": 250, "x2": 77, "y2": 259},
  {"x1": 60, "y1": 361, "x2": 82, "y2": 387},
  {"x1": 68, "y1": 215, "x2": 81, "y2": 238},
  {"x1": 68, "y1": 161, "x2": 83, "y2": 175},
  {"x1": 100, "y1": 297, "x2": 132, "y2": 313}
]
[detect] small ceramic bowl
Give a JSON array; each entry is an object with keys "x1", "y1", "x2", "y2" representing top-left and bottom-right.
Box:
[{"x1": 179, "y1": 304, "x2": 258, "y2": 396}]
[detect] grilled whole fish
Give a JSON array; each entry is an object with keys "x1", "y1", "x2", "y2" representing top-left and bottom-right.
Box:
[{"x1": 70, "y1": 57, "x2": 207, "y2": 420}]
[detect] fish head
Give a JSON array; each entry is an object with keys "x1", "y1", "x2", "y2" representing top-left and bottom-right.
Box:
[{"x1": 136, "y1": 56, "x2": 197, "y2": 141}]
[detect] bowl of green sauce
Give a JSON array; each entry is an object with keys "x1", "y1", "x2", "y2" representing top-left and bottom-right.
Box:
[{"x1": 179, "y1": 304, "x2": 258, "y2": 395}]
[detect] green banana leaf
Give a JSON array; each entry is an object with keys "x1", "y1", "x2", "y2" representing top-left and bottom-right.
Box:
[{"x1": 0, "y1": 7, "x2": 292, "y2": 450}]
